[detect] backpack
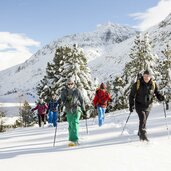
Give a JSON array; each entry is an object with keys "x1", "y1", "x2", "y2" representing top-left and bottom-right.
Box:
[{"x1": 136, "y1": 79, "x2": 156, "y2": 91}]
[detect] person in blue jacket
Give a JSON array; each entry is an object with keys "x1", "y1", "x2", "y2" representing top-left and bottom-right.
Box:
[{"x1": 47, "y1": 94, "x2": 60, "y2": 127}]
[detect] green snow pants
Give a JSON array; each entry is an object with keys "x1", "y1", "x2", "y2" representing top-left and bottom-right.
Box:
[{"x1": 66, "y1": 111, "x2": 81, "y2": 142}]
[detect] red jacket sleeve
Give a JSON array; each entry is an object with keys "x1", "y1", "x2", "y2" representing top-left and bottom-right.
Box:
[
  {"x1": 93, "y1": 94, "x2": 98, "y2": 107},
  {"x1": 33, "y1": 104, "x2": 39, "y2": 111},
  {"x1": 108, "y1": 93, "x2": 111, "y2": 102}
]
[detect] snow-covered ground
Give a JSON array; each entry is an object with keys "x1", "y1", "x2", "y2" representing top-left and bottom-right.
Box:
[{"x1": 0, "y1": 103, "x2": 171, "y2": 171}]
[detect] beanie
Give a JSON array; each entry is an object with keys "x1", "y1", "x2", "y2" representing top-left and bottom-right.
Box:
[
  {"x1": 143, "y1": 70, "x2": 152, "y2": 76},
  {"x1": 100, "y1": 83, "x2": 106, "y2": 89},
  {"x1": 67, "y1": 77, "x2": 75, "y2": 84}
]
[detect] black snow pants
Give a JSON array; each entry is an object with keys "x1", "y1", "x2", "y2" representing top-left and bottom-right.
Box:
[{"x1": 136, "y1": 109, "x2": 150, "y2": 135}]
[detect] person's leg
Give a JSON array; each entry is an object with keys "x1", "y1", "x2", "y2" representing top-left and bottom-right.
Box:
[
  {"x1": 48, "y1": 111, "x2": 53, "y2": 126},
  {"x1": 38, "y1": 114, "x2": 41, "y2": 127},
  {"x1": 66, "y1": 111, "x2": 81, "y2": 143},
  {"x1": 44, "y1": 115, "x2": 47, "y2": 124},
  {"x1": 101, "y1": 107, "x2": 106, "y2": 125},
  {"x1": 136, "y1": 109, "x2": 149, "y2": 140},
  {"x1": 41, "y1": 114, "x2": 45, "y2": 124},
  {"x1": 53, "y1": 111, "x2": 58, "y2": 127},
  {"x1": 97, "y1": 106, "x2": 106, "y2": 127}
]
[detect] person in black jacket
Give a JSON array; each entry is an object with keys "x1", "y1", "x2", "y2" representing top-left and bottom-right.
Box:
[{"x1": 129, "y1": 70, "x2": 164, "y2": 141}]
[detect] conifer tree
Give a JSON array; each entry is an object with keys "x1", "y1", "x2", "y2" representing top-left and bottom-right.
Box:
[
  {"x1": 19, "y1": 100, "x2": 35, "y2": 127},
  {"x1": 123, "y1": 32, "x2": 159, "y2": 95},
  {"x1": 0, "y1": 110, "x2": 5, "y2": 132},
  {"x1": 160, "y1": 44, "x2": 171, "y2": 99},
  {"x1": 111, "y1": 33, "x2": 159, "y2": 110},
  {"x1": 37, "y1": 45, "x2": 96, "y2": 106},
  {"x1": 112, "y1": 76, "x2": 127, "y2": 110}
]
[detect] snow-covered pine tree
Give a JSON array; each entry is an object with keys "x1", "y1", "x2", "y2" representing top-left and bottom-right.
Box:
[
  {"x1": 111, "y1": 33, "x2": 159, "y2": 110},
  {"x1": 124, "y1": 33, "x2": 158, "y2": 83},
  {"x1": 112, "y1": 76, "x2": 127, "y2": 110},
  {"x1": 37, "y1": 45, "x2": 96, "y2": 106},
  {"x1": 19, "y1": 100, "x2": 35, "y2": 127},
  {"x1": 36, "y1": 47, "x2": 67, "y2": 102},
  {"x1": 160, "y1": 44, "x2": 171, "y2": 99},
  {"x1": 0, "y1": 110, "x2": 5, "y2": 132},
  {"x1": 123, "y1": 32, "x2": 159, "y2": 94}
]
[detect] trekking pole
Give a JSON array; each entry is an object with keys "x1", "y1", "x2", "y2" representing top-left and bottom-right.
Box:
[
  {"x1": 85, "y1": 118, "x2": 89, "y2": 134},
  {"x1": 121, "y1": 112, "x2": 132, "y2": 135},
  {"x1": 92, "y1": 108, "x2": 97, "y2": 125},
  {"x1": 53, "y1": 120, "x2": 58, "y2": 147},
  {"x1": 162, "y1": 101, "x2": 170, "y2": 139}
]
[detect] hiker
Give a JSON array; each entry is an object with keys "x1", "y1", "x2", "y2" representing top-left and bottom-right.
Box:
[
  {"x1": 47, "y1": 94, "x2": 60, "y2": 127},
  {"x1": 31, "y1": 98, "x2": 48, "y2": 127},
  {"x1": 129, "y1": 70, "x2": 165, "y2": 141},
  {"x1": 60, "y1": 77, "x2": 86, "y2": 146},
  {"x1": 93, "y1": 83, "x2": 112, "y2": 127}
]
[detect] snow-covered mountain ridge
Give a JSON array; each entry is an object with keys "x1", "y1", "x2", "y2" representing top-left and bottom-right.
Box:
[
  {"x1": 0, "y1": 13, "x2": 171, "y2": 103},
  {"x1": 0, "y1": 23, "x2": 137, "y2": 102}
]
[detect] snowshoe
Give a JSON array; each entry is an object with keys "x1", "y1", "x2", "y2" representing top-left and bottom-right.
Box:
[
  {"x1": 68, "y1": 141, "x2": 80, "y2": 147},
  {"x1": 68, "y1": 142, "x2": 76, "y2": 147}
]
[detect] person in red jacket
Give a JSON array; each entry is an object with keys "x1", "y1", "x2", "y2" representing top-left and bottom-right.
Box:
[
  {"x1": 93, "y1": 83, "x2": 111, "y2": 127},
  {"x1": 32, "y1": 98, "x2": 48, "y2": 127}
]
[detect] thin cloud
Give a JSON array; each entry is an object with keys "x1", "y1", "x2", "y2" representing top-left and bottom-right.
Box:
[
  {"x1": 0, "y1": 32, "x2": 40, "y2": 71},
  {"x1": 130, "y1": 0, "x2": 171, "y2": 31}
]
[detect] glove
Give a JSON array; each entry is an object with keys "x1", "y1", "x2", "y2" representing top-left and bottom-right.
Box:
[
  {"x1": 129, "y1": 106, "x2": 134, "y2": 113},
  {"x1": 159, "y1": 95, "x2": 165, "y2": 102},
  {"x1": 31, "y1": 109, "x2": 34, "y2": 112},
  {"x1": 109, "y1": 98, "x2": 113, "y2": 102},
  {"x1": 82, "y1": 110, "x2": 88, "y2": 119},
  {"x1": 82, "y1": 110, "x2": 87, "y2": 116}
]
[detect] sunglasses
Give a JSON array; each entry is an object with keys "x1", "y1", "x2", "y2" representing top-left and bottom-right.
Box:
[{"x1": 67, "y1": 83, "x2": 74, "y2": 86}]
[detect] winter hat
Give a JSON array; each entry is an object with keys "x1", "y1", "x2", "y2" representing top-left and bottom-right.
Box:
[
  {"x1": 67, "y1": 77, "x2": 75, "y2": 84},
  {"x1": 143, "y1": 70, "x2": 152, "y2": 76},
  {"x1": 100, "y1": 83, "x2": 106, "y2": 89}
]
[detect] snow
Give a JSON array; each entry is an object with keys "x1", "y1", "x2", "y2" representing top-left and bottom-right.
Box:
[{"x1": 1, "y1": 103, "x2": 171, "y2": 171}]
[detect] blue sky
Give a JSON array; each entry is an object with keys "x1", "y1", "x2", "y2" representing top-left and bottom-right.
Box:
[
  {"x1": 0, "y1": 0, "x2": 159, "y2": 45},
  {"x1": 0, "y1": 0, "x2": 171, "y2": 70}
]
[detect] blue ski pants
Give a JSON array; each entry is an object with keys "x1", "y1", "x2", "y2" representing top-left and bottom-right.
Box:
[
  {"x1": 97, "y1": 106, "x2": 106, "y2": 127},
  {"x1": 48, "y1": 111, "x2": 58, "y2": 127}
]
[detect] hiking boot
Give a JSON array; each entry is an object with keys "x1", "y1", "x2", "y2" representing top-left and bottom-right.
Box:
[
  {"x1": 48, "y1": 124, "x2": 53, "y2": 127},
  {"x1": 141, "y1": 133, "x2": 149, "y2": 141},
  {"x1": 139, "y1": 132, "x2": 149, "y2": 141}
]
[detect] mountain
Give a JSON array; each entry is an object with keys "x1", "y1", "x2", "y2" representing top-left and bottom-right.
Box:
[
  {"x1": 0, "y1": 23, "x2": 137, "y2": 102},
  {"x1": 1, "y1": 12, "x2": 171, "y2": 103},
  {"x1": 148, "y1": 13, "x2": 171, "y2": 55},
  {"x1": 90, "y1": 13, "x2": 171, "y2": 81}
]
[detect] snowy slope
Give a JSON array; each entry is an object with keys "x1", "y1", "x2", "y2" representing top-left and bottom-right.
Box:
[
  {"x1": 0, "y1": 103, "x2": 171, "y2": 171},
  {"x1": 0, "y1": 23, "x2": 137, "y2": 102}
]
